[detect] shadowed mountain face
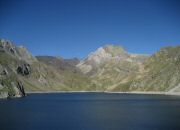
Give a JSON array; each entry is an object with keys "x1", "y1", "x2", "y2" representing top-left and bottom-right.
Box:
[
  {"x1": 36, "y1": 56, "x2": 80, "y2": 73},
  {"x1": 0, "y1": 39, "x2": 180, "y2": 98}
]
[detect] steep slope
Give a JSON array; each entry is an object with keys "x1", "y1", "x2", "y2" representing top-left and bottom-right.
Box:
[
  {"x1": 0, "y1": 39, "x2": 94, "y2": 98},
  {"x1": 0, "y1": 39, "x2": 29, "y2": 98}
]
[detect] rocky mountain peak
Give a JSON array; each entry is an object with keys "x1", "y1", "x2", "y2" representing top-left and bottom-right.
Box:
[
  {"x1": 86, "y1": 47, "x2": 112, "y2": 63},
  {"x1": 0, "y1": 39, "x2": 37, "y2": 64},
  {"x1": 87, "y1": 44, "x2": 127, "y2": 60},
  {"x1": 103, "y1": 44, "x2": 127, "y2": 56},
  {"x1": 77, "y1": 44, "x2": 149, "y2": 74},
  {"x1": 85, "y1": 44, "x2": 128, "y2": 65}
]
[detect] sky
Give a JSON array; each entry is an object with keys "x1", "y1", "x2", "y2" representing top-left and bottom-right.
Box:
[{"x1": 0, "y1": 0, "x2": 180, "y2": 58}]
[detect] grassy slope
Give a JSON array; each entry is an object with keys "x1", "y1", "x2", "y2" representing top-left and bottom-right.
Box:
[
  {"x1": 140, "y1": 46, "x2": 180, "y2": 91},
  {"x1": 90, "y1": 59, "x2": 140, "y2": 91},
  {"x1": 112, "y1": 46, "x2": 180, "y2": 92}
]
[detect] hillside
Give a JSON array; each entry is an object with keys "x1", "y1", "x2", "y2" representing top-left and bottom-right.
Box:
[
  {"x1": 0, "y1": 39, "x2": 93, "y2": 98},
  {"x1": 109, "y1": 46, "x2": 180, "y2": 92},
  {"x1": 130, "y1": 46, "x2": 180, "y2": 92}
]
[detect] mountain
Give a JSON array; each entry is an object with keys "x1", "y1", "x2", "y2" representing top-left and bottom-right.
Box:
[
  {"x1": 0, "y1": 39, "x2": 180, "y2": 98},
  {"x1": 77, "y1": 45, "x2": 147, "y2": 75},
  {"x1": 76, "y1": 45, "x2": 149, "y2": 90},
  {"x1": 0, "y1": 39, "x2": 93, "y2": 98}
]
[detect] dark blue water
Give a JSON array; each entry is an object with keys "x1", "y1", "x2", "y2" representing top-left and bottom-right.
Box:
[{"x1": 0, "y1": 93, "x2": 180, "y2": 130}]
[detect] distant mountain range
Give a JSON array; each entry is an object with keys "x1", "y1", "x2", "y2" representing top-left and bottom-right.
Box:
[{"x1": 0, "y1": 39, "x2": 180, "y2": 98}]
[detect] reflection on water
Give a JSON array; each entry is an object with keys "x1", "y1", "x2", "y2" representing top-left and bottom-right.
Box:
[{"x1": 0, "y1": 93, "x2": 180, "y2": 130}]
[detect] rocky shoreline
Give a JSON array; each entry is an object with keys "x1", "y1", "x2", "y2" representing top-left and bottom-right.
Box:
[
  {"x1": 26, "y1": 91, "x2": 180, "y2": 96},
  {"x1": 1, "y1": 90, "x2": 179, "y2": 99},
  {"x1": 0, "y1": 92, "x2": 24, "y2": 99}
]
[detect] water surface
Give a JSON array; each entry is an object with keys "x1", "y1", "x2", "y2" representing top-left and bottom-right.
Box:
[{"x1": 0, "y1": 93, "x2": 180, "y2": 130}]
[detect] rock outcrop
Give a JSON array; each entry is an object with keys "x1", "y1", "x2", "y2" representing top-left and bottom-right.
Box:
[
  {"x1": 16, "y1": 46, "x2": 37, "y2": 64},
  {"x1": 0, "y1": 39, "x2": 37, "y2": 64},
  {"x1": 17, "y1": 64, "x2": 31, "y2": 76}
]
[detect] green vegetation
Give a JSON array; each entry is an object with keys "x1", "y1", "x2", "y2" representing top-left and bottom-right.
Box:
[{"x1": 129, "y1": 46, "x2": 180, "y2": 91}]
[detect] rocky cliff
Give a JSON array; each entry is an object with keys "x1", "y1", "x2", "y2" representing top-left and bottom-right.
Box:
[
  {"x1": 0, "y1": 39, "x2": 30, "y2": 98},
  {"x1": 0, "y1": 39, "x2": 92, "y2": 98}
]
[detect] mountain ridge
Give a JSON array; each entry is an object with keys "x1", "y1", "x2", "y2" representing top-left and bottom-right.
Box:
[{"x1": 0, "y1": 39, "x2": 180, "y2": 98}]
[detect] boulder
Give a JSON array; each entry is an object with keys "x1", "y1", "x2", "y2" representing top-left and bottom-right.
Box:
[
  {"x1": 9, "y1": 47, "x2": 16, "y2": 54},
  {"x1": 0, "y1": 65, "x2": 8, "y2": 75},
  {"x1": 17, "y1": 64, "x2": 31, "y2": 76},
  {"x1": 1, "y1": 69, "x2": 8, "y2": 75}
]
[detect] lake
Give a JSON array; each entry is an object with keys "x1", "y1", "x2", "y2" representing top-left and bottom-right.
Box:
[{"x1": 0, "y1": 93, "x2": 180, "y2": 130}]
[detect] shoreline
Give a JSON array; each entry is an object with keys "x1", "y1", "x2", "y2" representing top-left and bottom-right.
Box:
[{"x1": 26, "y1": 91, "x2": 180, "y2": 96}]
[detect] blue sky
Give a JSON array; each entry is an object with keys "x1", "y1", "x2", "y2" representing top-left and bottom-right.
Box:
[{"x1": 0, "y1": 0, "x2": 180, "y2": 58}]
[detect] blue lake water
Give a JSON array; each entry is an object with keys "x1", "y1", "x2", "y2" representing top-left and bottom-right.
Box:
[{"x1": 0, "y1": 93, "x2": 180, "y2": 130}]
